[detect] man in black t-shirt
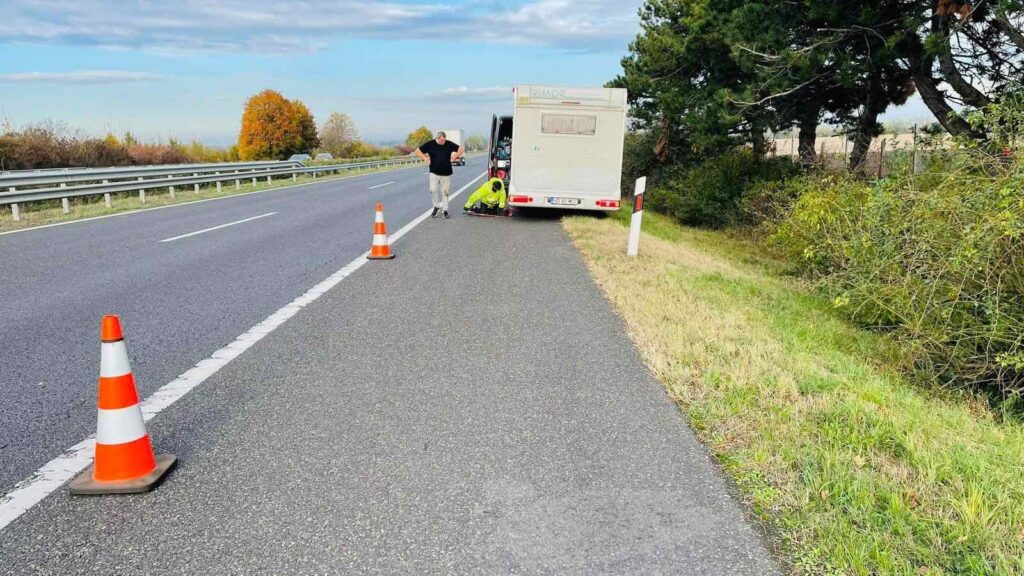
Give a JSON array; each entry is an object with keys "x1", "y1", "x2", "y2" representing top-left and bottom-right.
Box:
[{"x1": 415, "y1": 131, "x2": 464, "y2": 218}]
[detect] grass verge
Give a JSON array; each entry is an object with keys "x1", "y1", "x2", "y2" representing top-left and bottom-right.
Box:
[
  {"x1": 564, "y1": 208, "x2": 1024, "y2": 575},
  {"x1": 0, "y1": 163, "x2": 418, "y2": 234}
]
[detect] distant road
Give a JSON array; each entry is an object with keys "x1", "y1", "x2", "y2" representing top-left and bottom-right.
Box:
[{"x1": 0, "y1": 156, "x2": 485, "y2": 496}]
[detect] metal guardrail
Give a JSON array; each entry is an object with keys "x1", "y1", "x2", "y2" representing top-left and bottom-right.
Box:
[
  {"x1": 0, "y1": 161, "x2": 303, "y2": 188},
  {"x1": 0, "y1": 157, "x2": 423, "y2": 221}
]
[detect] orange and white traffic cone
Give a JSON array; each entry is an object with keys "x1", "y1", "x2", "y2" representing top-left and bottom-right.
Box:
[
  {"x1": 69, "y1": 315, "x2": 176, "y2": 495},
  {"x1": 368, "y1": 202, "x2": 395, "y2": 260}
]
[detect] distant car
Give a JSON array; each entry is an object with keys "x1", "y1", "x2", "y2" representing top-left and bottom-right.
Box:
[
  {"x1": 314, "y1": 153, "x2": 333, "y2": 161},
  {"x1": 288, "y1": 154, "x2": 312, "y2": 163}
]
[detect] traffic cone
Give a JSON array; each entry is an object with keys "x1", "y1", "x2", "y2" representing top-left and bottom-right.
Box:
[
  {"x1": 69, "y1": 315, "x2": 176, "y2": 495},
  {"x1": 368, "y1": 202, "x2": 395, "y2": 260}
]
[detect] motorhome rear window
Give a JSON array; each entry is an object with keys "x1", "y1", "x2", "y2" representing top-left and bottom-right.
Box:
[{"x1": 541, "y1": 114, "x2": 597, "y2": 136}]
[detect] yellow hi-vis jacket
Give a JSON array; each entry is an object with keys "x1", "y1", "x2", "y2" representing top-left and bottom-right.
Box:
[{"x1": 463, "y1": 178, "x2": 507, "y2": 210}]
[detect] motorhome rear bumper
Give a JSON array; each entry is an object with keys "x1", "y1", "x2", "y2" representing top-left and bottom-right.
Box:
[{"x1": 507, "y1": 196, "x2": 621, "y2": 211}]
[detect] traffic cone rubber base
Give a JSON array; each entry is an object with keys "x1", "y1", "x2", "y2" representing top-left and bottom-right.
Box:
[
  {"x1": 69, "y1": 454, "x2": 177, "y2": 495},
  {"x1": 368, "y1": 252, "x2": 395, "y2": 260}
]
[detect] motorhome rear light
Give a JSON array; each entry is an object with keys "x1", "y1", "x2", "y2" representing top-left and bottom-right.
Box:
[
  {"x1": 595, "y1": 200, "x2": 620, "y2": 208},
  {"x1": 509, "y1": 195, "x2": 533, "y2": 203}
]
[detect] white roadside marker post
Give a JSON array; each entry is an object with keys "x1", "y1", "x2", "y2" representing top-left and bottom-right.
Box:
[{"x1": 627, "y1": 176, "x2": 646, "y2": 257}]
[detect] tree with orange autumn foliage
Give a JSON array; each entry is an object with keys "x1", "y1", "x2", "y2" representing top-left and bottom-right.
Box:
[{"x1": 237, "y1": 89, "x2": 318, "y2": 160}]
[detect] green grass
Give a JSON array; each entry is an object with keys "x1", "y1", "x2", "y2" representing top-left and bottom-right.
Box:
[
  {"x1": 0, "y1": 163, "x2": 414, "y2": 233},
  {"x1": 565, "y1": 209, "x2": 1024, "y2": 575}
]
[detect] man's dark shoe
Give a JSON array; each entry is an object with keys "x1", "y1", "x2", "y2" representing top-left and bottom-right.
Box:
[
  {"x1": 443, "y1": 210, "x2": 450, "y2": 219},
  {"x1": 431, "y1": 207, "x2": 440, "y2": 218}
]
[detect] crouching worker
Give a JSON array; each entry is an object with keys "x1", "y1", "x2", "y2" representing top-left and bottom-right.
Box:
[{"x1": 463, "y1": 177, "x2": 508, "y2": 216}]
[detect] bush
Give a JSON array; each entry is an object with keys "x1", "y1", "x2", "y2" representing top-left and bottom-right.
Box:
[
  {"x1": 1, "y1": 121, "x2": 235, "y2": 170},
  {"x1": 647, "y1": 149, "x2": 800, "y2": 228},
  {"x1": 771, "y1": 159, "x2": 1024, "y2": 395},
  {"x1": 620, "y1": 129, "x2": 663, "y2": 196},
  {"x1": 128, "y1": 144, "x2": 190, "y2": 165}
]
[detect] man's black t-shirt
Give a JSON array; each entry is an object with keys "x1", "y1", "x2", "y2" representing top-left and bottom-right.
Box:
[{"x1": 419, "y1": 140, "x2": 460, "y2": 176}]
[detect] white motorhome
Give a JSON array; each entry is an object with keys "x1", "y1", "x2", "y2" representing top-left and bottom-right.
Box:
[
  {"x1": 489, "y1": 84, "x2": 627, "y2": 211},
  {"x1": 441, "y1": 129, "x2": 465, "y2": 166}
]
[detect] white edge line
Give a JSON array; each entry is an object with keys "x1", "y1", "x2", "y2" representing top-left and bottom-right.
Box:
[
  {"x1": 367, "y1": 181, "x2": 394, "y2": 190},
  {"x1": 0, "y1": 161, "x2": 436, "y2": 238},
  {"x1": 0, "y1": 170, "x2": 486, "y2": 532},
  {"x1": 159, "y1": 212, "x2": 276, "y2": 243}
]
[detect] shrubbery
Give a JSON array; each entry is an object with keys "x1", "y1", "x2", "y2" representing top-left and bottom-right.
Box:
[
  {"x1": 644, "y1": 149, "x2": 800, "y2": 228},
  {"x1": 0, "y1": 122, "x2": 224, "y2": 170},
  {"x1": 635, "y1": 99, "x2": 1024, "y2": 398},
  {"x1": 770, "y1": 154, "x2": 1024, "y2": 395},
  {"x1": 0, "y1": 120, "x2": 410, "y2": 172}
]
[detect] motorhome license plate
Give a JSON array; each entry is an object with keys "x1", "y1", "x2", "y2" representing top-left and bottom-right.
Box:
[{"x1": 548, "y1": 197, "x2": 581, "y2": 206}]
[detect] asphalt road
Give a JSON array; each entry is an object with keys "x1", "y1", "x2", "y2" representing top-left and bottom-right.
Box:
[
  {"x1": 0, "y1": 157, "x2": 486, "y2": 496},
  {"x1": 0, "y1": 173, "x2": 780, "y2": 573}
]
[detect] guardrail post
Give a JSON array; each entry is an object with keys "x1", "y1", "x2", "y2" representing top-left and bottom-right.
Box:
[
  {"x1": 235, "y1": 171, "x2": 241, "y2": 190},
  {"x1": 252, "y1": 176, "x2": 257, "y2": 185},
  {"x1": 103, "y1": 180, "x2": 111, "y2": 207},
  {"x1": 312, "y1": 171, "x2": 317, "y2": 179},
  {"x1": 216, "y1": 172, "x2": 222, "y2": 193},
  {"x1": 8, "y1": 187, "x2": 20, "y2": 221},
  {"x1": 60, "y1": 183, "x2": 70, "y2": 214},
  {"x1": 266, "y1": 175, "x2": 271, "y2": 184},
  {"x1": 138, "y1": 177, "x2": 146, "y2": 203},
  {"x1": 167, "y1": 175, "x2": 176, "y2": 199},
  {"x1": 292, "y1": 172, "x2": 297, "y2": 182},
  {"x1": 193, "y1": 173, "x2": 200, "y2": 194}
]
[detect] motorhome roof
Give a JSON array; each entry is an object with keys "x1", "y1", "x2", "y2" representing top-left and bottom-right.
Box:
[{"x1": 514, "y1": 84, "x2": 626, "y2": 109}]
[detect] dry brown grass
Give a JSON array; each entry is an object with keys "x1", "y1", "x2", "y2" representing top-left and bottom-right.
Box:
[{"x1": 564, "y1": 211, "x2": 1024, "y2": 575}]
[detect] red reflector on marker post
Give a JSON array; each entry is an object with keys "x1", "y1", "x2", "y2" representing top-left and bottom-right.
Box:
[
  {"x1": 596, "y1": 199, "x2": 620, "y2": 208},
  {"x1": 509, "y1": 195, "x2": 533, "y2": 203},
  {"x1": 633, "y1": 193, "x2": 644, "y2": 212}
]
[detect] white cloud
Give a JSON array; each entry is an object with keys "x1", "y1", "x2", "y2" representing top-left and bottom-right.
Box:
[
  {"x1": 0, "y1": 0, "x2": 639, "y2": 54},
  {"x1": 482, "y1": 0, "x2": 640, "y2": 50},
  {"x1": 0, "y1": 70, "x2": 163, "y2": 84},
  {"x1": 442, "y1": 86, "x2": 512, "y2": 96}
]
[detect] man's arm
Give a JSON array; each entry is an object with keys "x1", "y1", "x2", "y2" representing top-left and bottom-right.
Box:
[
  {"x1": 415, "y1": 145, "x2": 430, "y2": 165},
  {"x1": 456, "y1": 144, "x2": 466, "y2": 160}
]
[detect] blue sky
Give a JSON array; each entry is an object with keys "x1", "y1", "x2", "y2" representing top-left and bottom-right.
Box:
[{"x1": 0, "y1": 0, "x2": 932, "y2": 146}]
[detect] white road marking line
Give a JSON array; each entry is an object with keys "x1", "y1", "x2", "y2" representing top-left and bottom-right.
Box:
[
  {"x1": 158, "y1": 212, "x2": 276, "y2": 243},
  {"x1": 368, "y1": 181, "x2": 394, "y2": 190},
  {"x1": 0, "y1": 163, "x2": 427, "y2": 238},
  {"x1": 0, "y1": 171, "x2": 486, "y2": 532}
]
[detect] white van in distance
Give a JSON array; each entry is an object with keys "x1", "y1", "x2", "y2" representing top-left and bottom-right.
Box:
[
  {"x1": 440, "y1": 129, "x2": 465, "y2": 166},
  {"x1": 492, "y1": 84, "x2": 627, "y2": 211}
]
